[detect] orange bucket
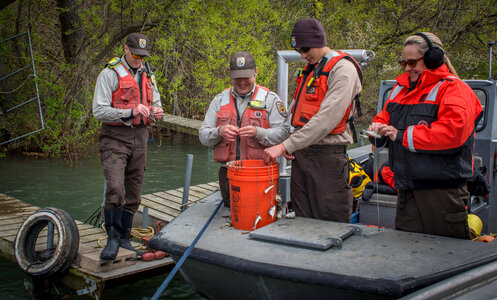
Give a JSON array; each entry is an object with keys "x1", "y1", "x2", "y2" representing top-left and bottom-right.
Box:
[{"x1": 227, "y1": 160, "x2": 279, "y2": 231}]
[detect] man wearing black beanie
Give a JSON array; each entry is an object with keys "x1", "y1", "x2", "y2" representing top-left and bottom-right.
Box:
[{"x1": 264, "y1": 18, "x2": 362, "y2": 223}]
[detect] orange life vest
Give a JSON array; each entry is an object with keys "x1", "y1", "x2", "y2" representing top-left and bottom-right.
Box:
[
  {"x1": 106, "y1": 60, "x2": 154, "y2": 126},
  {"x1": 291, "y1": 51, "x2": 362, "y2": 139},
  {"x1": 213, "y1": 85, "x2": 271, "y2": 163}
]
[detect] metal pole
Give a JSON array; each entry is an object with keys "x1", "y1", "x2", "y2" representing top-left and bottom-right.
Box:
[
  {"x1": 28, "y1": 30, "x2": 44, "y2": 130},
  {"x1": 151, "y1": 199, "x2": 223, "y2": 300},
  {"x1": 488, "y1": 41, "x2": 495, "y2": 81},
  {"x1": 142, "y1": 207, "x2": 149, "y2": 228},
  {"x1": 47, "y1": 222, "x2": 54, "y2": 249},
  {"x1": 182, "y1": 154, "x2": 193, "y2": 211}
]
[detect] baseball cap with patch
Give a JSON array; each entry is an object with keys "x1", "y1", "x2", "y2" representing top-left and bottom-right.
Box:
[
  {"x1": 126, "y1": 33, "x2": 150, "y2": 57},
  {"x1": 230, "y1": 51, "x2": 256, "y2": 79}
]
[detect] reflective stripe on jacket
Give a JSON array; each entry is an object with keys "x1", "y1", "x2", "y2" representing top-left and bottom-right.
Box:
[
  {"x1": 106, "y1": 63, "x2": 153, "y2": 126},
  {"x1": 213, "y1": 85, "x2": 270, "y2": 162},
  {"x1": 291, "y1": 51, "x2": 361, "y2": 135},
  {"x1": 373, "y1": 64, "x2": 483, "y2": 190}
]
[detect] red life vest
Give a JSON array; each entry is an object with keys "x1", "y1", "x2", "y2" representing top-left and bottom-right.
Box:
[
  {"x1": 213, "y1": 85, "x2": 271, "y2": 163},
  {"x1": 106, "y1": 60, "x2": 154, "y2": 126},
  {"x1": 291, "y1": 51, "x2": 362, "y2": 137}
]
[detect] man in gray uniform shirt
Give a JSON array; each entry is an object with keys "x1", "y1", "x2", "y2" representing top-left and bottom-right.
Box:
[
  {"x1": 199, "y1": 51, "x2": 289, "y2": 207},
  {"x1": 93, "y1": 32, "x2": 163, "y2": 260},
  {"x1": 264, "y1": 19, "x2": 362, "y2": 222}
]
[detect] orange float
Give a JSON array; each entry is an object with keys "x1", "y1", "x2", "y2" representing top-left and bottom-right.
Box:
[{"x1": 477, "y1": 235, "x2": 495, "y2": 243}]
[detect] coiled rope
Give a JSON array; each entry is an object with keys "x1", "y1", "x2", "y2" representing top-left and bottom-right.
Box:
[{"x1": 97, "y1": 223, "x2": 155, "y2": 249}]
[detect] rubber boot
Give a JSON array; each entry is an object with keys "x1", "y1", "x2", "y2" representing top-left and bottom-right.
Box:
[
  {"x1": 100, "y1": 207, "x2": 122, "y2": 260},
  {"x1": 120, "y1": 211, "x2": 143, "y2": 259}
]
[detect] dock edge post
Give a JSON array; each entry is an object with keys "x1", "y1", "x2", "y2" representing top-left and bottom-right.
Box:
[{"x1": 182, "y1": 154, "x2": 194, "y2": 211}]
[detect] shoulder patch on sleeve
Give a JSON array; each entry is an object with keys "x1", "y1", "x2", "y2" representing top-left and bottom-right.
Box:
[
  {"x1": 107, "y1": 57, "x2": 122, "y2": 69},
  {"x1": 275, "y1": 101, "x2": 287, "y2": 118}
]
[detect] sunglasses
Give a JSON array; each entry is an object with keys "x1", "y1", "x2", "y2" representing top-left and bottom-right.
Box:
[
  {"x1": 131, "y1": 53, "x2": 146, "y2": 59},
  {"x1": 398, "y1": 57, "x2": 423, "y2": 68},
  {"x1": 295, "y1": 47, "x2": 310, "y2": 54}
]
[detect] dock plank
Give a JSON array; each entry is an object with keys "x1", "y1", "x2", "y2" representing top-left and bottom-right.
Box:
[
  {"x1": 136, "y1": 205, "x2": 175, "y2": 223},
  {"x1": 173, "y1": 188, "x2": 201, "y2": 201},
  {"x1": 189, "y1": 185, "x2": 214, "y2": 195},
  {"x1": 149, "y1": 191, "x2": 182, "y2": 204},
  {"x1": 206, "y1": 182, "x2": 220, "y2": 188},
  {"x1": 196, "y1": 183, "x2": 218, "y2": 191},
  {"x1": 143, "y1": 193, "x2": 182, "y2": 211},
  {"x1": 151, "y1": 191, "x2": 185, "y2": 206},
  {"x1": 0, "y1": 208, "x2": 38, "y2": 221},
  {"x1": 176, "y1": 188, "x2": 206, "y2": 199},
  {"x1": 141, "y1": 195, "x2": 181, "y2": 217},
  {"x1": 0, "y1": 223, "x2": 24, "y2": 232},
  {"x1": 0, "y1": 217, "x2": 25, "y2": 227},
  {"x1": 161, "y1": 189, "x2": 189, "y2": 201}
]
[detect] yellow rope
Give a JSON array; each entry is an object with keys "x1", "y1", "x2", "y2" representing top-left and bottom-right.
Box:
[
  {"x1": 97, "y1": 223, "x2": 155, "y2": 249},
  {"x1": 131, "y1": 225, "x2": 155, "y2": 238}
]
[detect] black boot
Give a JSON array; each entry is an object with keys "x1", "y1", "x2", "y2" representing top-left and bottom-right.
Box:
[
  {"x1": 100, "y1": 207, "x2": 122, "y2": 260},
  {"x1": 120, "y1": 211, "x2": 143, "y2": 258}
]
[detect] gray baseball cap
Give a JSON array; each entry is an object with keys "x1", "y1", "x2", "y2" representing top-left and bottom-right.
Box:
[
  {"x1": 126, "y1": 33, "x2": 150, "y2": 56},
  {"x1": 230, "y1": 51, "x2": 256, "y2": 79}
]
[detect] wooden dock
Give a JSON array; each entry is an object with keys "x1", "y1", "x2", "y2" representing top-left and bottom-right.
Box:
[
  {"x1": 155, "y1": 113, "x2": 203, "y2": 136},
  {"x1": 0, "y1": 181, "x2": 219, "y2": 298}
]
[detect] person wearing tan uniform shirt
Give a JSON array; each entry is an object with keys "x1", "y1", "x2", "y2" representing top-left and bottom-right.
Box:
[
  {"x1": 264, "y1": 18, "x2": 362, "y2": 222},
  {"x1": 199, "y1": 51, "x2": 289, "y2": 207}
]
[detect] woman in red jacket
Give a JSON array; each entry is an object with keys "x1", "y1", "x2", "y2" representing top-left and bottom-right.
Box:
[{"x1": 368, "y1": 32, "x2": 483, "y2": 239}]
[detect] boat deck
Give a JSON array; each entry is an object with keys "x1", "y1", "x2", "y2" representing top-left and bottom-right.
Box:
[
  {"x1": 150, "y1": 191, "x2": 497, "y2": 299},
  {"x1": 0, "y1": 181, "x2": 219, "y2": 298}
]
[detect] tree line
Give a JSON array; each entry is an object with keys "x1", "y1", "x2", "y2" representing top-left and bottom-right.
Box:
[{"x1": 0, "y1": 0, "x2": 495, "y2": 158}]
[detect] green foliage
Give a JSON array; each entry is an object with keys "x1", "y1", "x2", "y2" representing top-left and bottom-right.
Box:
[
  {"x1": 151, "y1": 0, "x2": 285, "y2": 117},
  {"x1": 0, "y1": 0, "x2": 495, "y2": 156}
]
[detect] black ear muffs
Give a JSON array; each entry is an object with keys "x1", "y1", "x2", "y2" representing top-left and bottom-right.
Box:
[{"x1": 415, "y1": 32, "x2": 444, "y2": 69}]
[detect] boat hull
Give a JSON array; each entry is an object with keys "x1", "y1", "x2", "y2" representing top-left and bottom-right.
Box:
[
  {"x1": 149, "y1": 191, "x2": 497, "y2": 299},
  {"x1": 172, "y1": 254, "x2": 394, "y2": 300}
]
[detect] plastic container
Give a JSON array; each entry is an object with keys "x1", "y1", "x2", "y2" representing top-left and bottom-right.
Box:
[
  {"x1": 350, "y1": 212, "x2": 359, "y2": 224},
  {"x1": 227, "y1": 160, "x2": 279, "y2": 231}
]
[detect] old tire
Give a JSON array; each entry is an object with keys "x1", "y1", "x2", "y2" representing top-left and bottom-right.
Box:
[{"x1": 14, "y1": 207, "x2": 79, "y2": 278}]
